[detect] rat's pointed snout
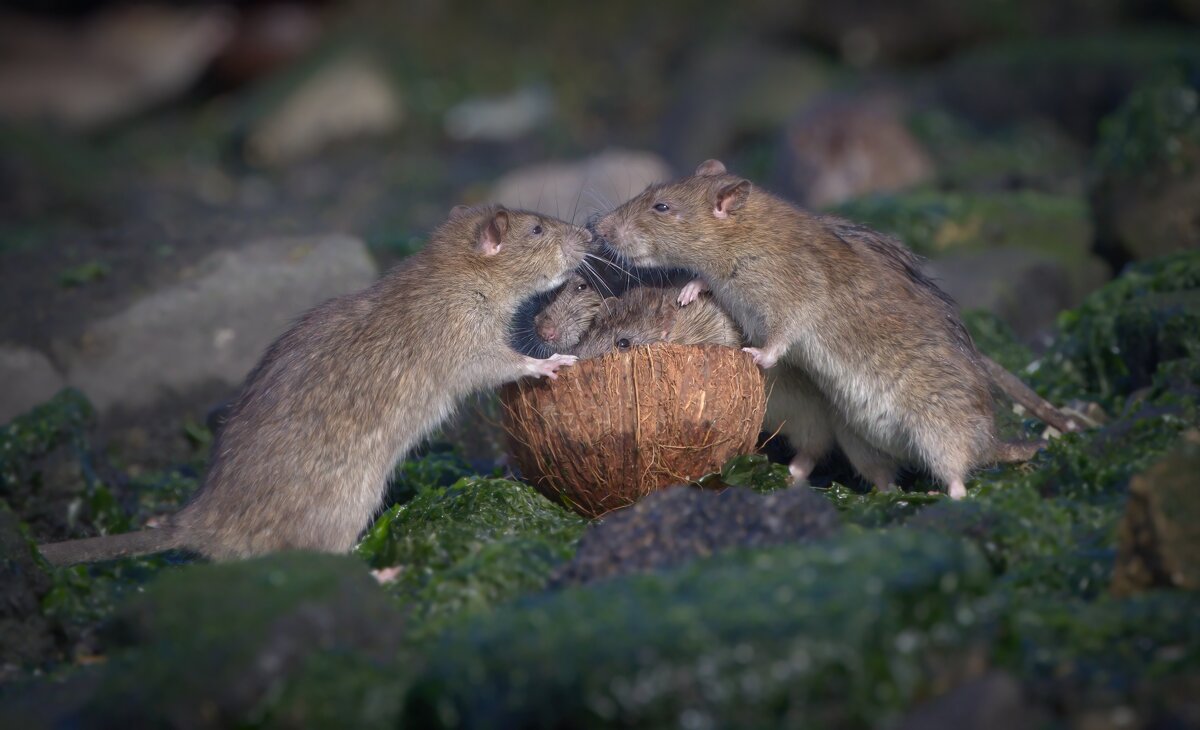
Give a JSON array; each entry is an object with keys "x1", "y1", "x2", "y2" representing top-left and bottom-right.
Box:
[{"x1": 535, "y1": 313, "x2": 558, "y2": 342}]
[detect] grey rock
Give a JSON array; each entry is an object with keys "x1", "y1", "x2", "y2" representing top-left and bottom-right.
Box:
[
  {"x1": 489, "y1": 149, "x2": 673, "y2": 226},
  {"x1": 781, "y1": 91, "x2": 934, "y2": 208},
  {"x1": 552, "y1": 484, "x2": 841, "y2": 587},
  {"x1": 57, "y1": 234, "x2": 377, "y2": 414},
  {"x1": 0, "y1": 5, "x2": 235, "y2": 131},
  {"x1": 444, "y1": 85, "x2": 554, "y2": 142},
  {"x1": 0, "y1": 344, "x2": 65, "y2": 424},
  {"x1": 923, "y1": 246, "x2": 1108, "y2": 341},
  {"x1": 247, "y1": 56, "x2": 403, "y2": 165},
  {"x1": 893, "y1": 671, "x2": 1048, "y2": 730}
]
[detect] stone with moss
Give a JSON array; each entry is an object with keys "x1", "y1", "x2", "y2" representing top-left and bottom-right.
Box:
[
  {"x1": 834, "y1": 189, "x2": 1109, "y2": 338},
  {"x1": 907, "y1": 108, "x2": 1086, "y2": 194},
  {"x1": 356, "y1": 476, "x2": 586, "y2": 636},
  {"x1": 1091, "y1": 72, "x2": 1200, "y2": 268},
  {"x1": 403, "y1": 530, "x2": 997, "y2": 729},
  {"x1": 935, "y1": 31, "x2": 1200, "y2": 141},
  {"x1": 0, "y1": 388, "x2": 126, "y2": 540},
  {"x1": 1, "y1": 553, "x2": 409, "y2": 729},
  {"x1": 0, "y1": 502, "x2": 59, "y2": 673},
  {"x1": 1112, "y1": 430, "x2": 1200, "y2": 595},
  {"x1": 1030, "y1": 250, "x2": 1200, "y2": 409}
]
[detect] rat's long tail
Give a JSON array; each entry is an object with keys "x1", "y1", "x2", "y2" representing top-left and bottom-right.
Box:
[
  {"x1": 38, "y1": 527, "x2": 185, "y2": 566},
  {"x1": 990, "y1": 438, "x2": 1048, "y2": 464},
  {"x1": 979, "y1": 355, "x2": 1079, "y2": 435}
]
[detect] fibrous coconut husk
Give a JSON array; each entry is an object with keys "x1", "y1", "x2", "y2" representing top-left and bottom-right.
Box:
[{"x1": 500, "y1": 343, "x2": 766, "y2": 518}]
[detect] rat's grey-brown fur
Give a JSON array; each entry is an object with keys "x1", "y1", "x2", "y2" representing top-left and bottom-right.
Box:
[
  {"x1": 570, "y1": 285, "x2": 743, "y2": 359},
  {"x1": 594, "y1": 159, "x2": 1037, "y2": 498},
  {"x1": 39, "y1": 206, "x2": 590, "y2": 565}
]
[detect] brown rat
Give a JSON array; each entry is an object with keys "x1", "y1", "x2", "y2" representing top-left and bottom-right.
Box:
[
  {"x1": 39, "y1": 205, "x2": 591, "y2": 565},
  {"x1": 570, "y1": 285, "x2": 744, "y2": 359},
  {"x1": 536, "y1": 260, "x2": 1068, "y2": 489},
  {"x1": 594, "y1": 159, "x2": 1061, "y2": 499},
  {"x1": 533, "y1": 272, "x2": 607, "y2": 352}
]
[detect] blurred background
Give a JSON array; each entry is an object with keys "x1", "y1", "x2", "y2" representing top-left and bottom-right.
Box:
[{"x1": 1, "y1": 0, "x2": 1198, "y2": 472}]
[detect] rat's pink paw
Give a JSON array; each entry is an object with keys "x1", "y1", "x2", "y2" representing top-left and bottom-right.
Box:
[
  {"x1": 526, "y1": 353, "x2": 578, "y2": 380},
  {"x1": 947, "y1": 480, "x2": 967, "y2": 500},
  {"x1": 677, "y1": 278, "x2": 708, "y2": 306},
  {"x1": 742, "y1": 346, "x2": 779, "y2": 369},
  {"x1": 371, "y1": 566, "x2": 404, "y2": 585}
]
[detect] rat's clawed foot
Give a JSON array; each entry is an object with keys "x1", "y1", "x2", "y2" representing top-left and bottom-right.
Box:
[
  {"x1": 524, "y1": 353, "x2": 578, "y2": 380},
  {"x1": 947, "y1": 480, "x2": 967, "y2": 500},
  {"x1": 743, "y1": 346, "x2": 779, "y2": 369},
  {"x1": 678, "y1": 278, "x2": 708, "y2": 306}
]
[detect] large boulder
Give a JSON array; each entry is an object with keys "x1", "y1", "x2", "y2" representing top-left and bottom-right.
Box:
[
  {"x1": 1090, "y1": 74, "x2": 1200, "y2": 270},
  {"x1": 53, "y1": 233, "x2": 376, "y2": 416}
]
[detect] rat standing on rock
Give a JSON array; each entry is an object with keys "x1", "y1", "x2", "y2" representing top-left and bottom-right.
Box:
[
  {"x1": 593, "y1": 160, "x2": 1066, "y2": 499},
  {"x1": 39, "y1": 206, "x2": 591, "y2": 565}
]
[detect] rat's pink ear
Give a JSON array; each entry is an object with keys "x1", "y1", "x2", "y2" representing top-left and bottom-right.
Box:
[
  {"x1": 713, "y1": 179, "x2": 752, "y2": 219},
  {"x1": 449, "y1": 204, "x2": 472, "y2": 219},
  {"x1": 695, "y1": 159, "x2": 727, "y2": 176},
  {"x1": 477, "y1": 209, "x2": 510, "y2": 256}
]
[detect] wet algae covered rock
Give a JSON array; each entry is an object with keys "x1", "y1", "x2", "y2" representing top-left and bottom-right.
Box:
[
  {"x1": 1, "y1": 553, "x2": 410, "y2": 729},
  {"x1": 0, "y1": 502, "x2": 59, "y2": 674},
  {"x1": 357, "y1": 476, "x2": 586, "y2": 635},
  {"x1": 1112, "y1": 431, "x2": 1200, "y2": 595},
  {"x1": 1091, "y1": 72, "x2": 1200, "y2": 268},
  {"x1": 1032, "y1": 250, "x2": 1200, "y2": 409},
  {"x1": 404, "y1": 531, "x2": 997, "y2": 729}
]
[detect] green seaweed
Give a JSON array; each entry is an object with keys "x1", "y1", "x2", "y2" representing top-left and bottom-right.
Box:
[
  {"x1": 58, "y1": 261, "x2": 110, "y2": 288},
  {"x1": 832, "y1": 189, "x2": 1092, "y2": 261},
  {"x1": 1031, "y1": 251, "x2": 1200, "y2": 408},
  {"x1": 908, "y1": 109, "x2": 1085, "y2": 192},
  {"x1": 356, "y1": 477, "x2": 585, "y2": 635},
  {"x1": 1094, "y1": 71, "x2": 1200, "y2": 182},
  {"x1": 695, "y1": 452, "x2": 793, "y2": 493}
]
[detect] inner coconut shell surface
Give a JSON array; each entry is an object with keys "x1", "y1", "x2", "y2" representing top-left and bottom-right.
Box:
[{"x1": 500, "y1": 342, "x2": 767, "y2": 518}]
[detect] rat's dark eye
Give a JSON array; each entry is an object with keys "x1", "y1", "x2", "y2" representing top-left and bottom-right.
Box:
[
  {"x1": 575, "y1": 282, "x2": 588, "y2": 292},
  {"x1": 532, "y1": 224, "x2": 543, "y2": 235},
  {"x1": 617, "y1": 338, "x2": 631, "y2": 350},
  {"x1": 653, "y1": 203, "x2": 670, "y2": 213}
]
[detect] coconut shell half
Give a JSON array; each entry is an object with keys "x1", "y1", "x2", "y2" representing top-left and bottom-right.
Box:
[{"x1": 499, "y1": 343, "x2": 766, "y2": 518}]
